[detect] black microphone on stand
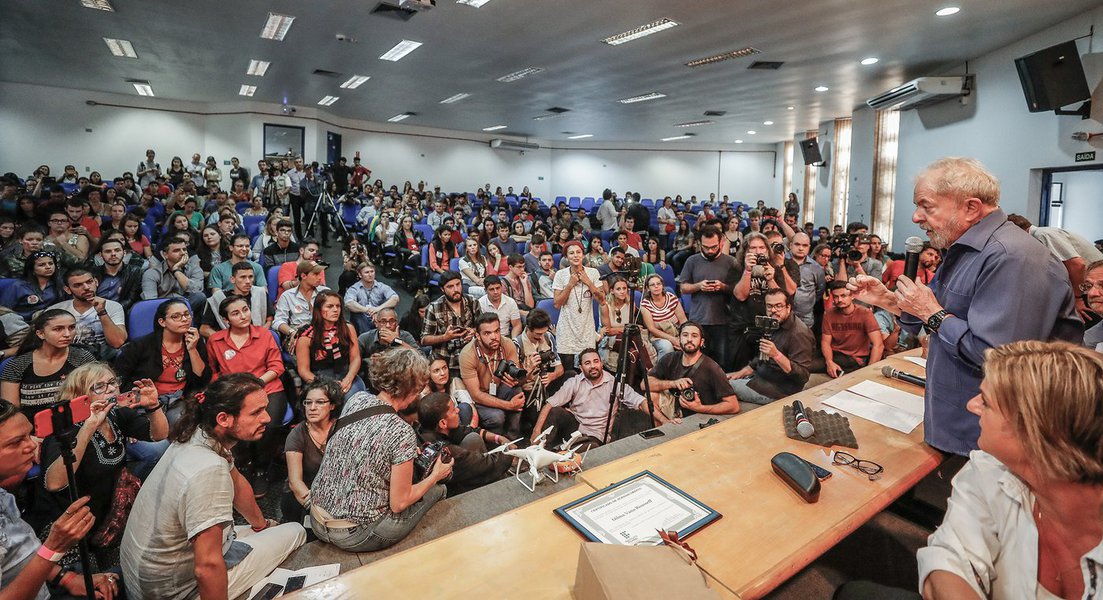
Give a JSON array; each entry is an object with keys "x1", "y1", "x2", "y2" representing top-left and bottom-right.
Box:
[
  {"x1": 881, "y1": 366, "x2": 926, "y2": 388},
  {"x1": 903, "y1": 236, "x2": 924, "y2": 282}
]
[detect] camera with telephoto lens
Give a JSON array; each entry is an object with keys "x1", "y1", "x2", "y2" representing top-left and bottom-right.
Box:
[
  {"x1": 828, "y1": 234, "x2": 863, "y2": 262},
  {"x1": 751, "y1": 253, "x2": 769, "y2": 278},
  {"x1": 771, "y1": 242, "x2": 786, "y2": 256},
  {"x1": 753, "y1": 315, "x2": 781, "y2": 363},
  {"x1": 414, "y1": 440, "x2": 452, "y2": 482},
  {"x1": 494, "y1": 359, "x2": 528, "y2": 381}
]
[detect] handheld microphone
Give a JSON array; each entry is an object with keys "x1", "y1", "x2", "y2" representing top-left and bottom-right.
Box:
[
  {"x1": 903, "y1": 236, "x2": 924, "y2": 283},
  {"x1": 792, "y1": 400, "x2": 815, "y2": 438},
  {"x1": 881, "y1": 366, "x2": 926, "y2": 388}
]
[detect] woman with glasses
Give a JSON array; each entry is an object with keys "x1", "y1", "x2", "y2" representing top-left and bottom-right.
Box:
[
  {"x1": 295, "y1": 291, "x2": 364, "y2": 399},
  {"x1": 115, "y1": 298, "x2": 209, "y2": 424},
  {"x1": 10, "y1": 250, "x2": 66, "y2": 321},
  {"x1": 0, "y1": 309, "x2": 94, "y2": 420},
  {"x1": 40, "y1": 364, "x2": 164, "y2": 558},
  {"x1": 282, "y1": 379, "x2": 343, "y2": 527},
  {"x1": 640, "y1": 273, "x2": 686, "y2": 358}
]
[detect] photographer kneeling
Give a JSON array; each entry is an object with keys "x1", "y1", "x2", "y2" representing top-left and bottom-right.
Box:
[
  {"x1": 310, "y1": 347, "x2": 452, "y2": 552},
  {"x1": 727, "y1": 289, "x2": 815, "y2": 408},
  {"x1": 647, "y1": 322, "x2": 741, "y2": 420},
  {"x1": 458, "y1": 312, "x2": 538, "y2": 439},
  {"x1": 416, "y1": 392, "x2": 512, "y2": 495}
]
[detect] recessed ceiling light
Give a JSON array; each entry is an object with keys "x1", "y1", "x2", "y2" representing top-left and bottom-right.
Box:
[
  {"x1": 388, "y1": 113, "x2": 414, "y2": 122},
  {"x1": 618, "y1": 92, "x2": 666, "y2": 104},
  {"x1": 340, "y1": 75, "x2": 370, "y2": 89},
  {"x1": 935, "y1": 6, "x2": 960, "y2": 16},
  {"x1": 661, "y1": 135, "x2": 693, "y2": 142},
  {"x1": 533, "y1": 113, "x2": 565, "y2": 121},
  {"x1": 440, "y1": 93, "x2": 471, "y2": 104},
  {"x1": 674, "y1": 120, "x2": 714, "y2": 128},
  {"x1": 318, "y1": 96, "x2": 339, "y2": 106},
  {"x1": 456, "y1": 0, "x2": 492, "y2": 6},
  {"x1": 787, "y1": 106, "x2": 795, "y2": 110},
  {"x1": 496, "y1": 67, "x2": 544, "y2": 82},
  {"x1": 747, "y1": 130, "x2": 757, "y2": 135},
  {"x1": 247, "y1": 60, "x2": 270, "y2": 76},
  {"x1": 602, "y1": 18, "x2": 679, "y2": 46},
  {"x1": 685, "y1": 46, "x2": 760, "y2": 68},
  {"x1": 763, "y1": 120, "x2": 774, "y2": 125},
  {"x1": 132, "y1": 82, "x2": 154, "y2": 96},
  {"x1": 568, "y1": 134, "x2": 593, "y2": 139},
  {"x1": 861, "y1": 57, "x2": 879, "y2": 65},
  {"x1": 80, "y1": 0, "x2": 114, "y2": 11},
  {"x1": 482, "y1": 125, "x2": 508, "y2": 131},
  {"x1": 102, "y1": 37, "x2": 136, "y2": 58},
  {"x1": 735, "y1": 139, "x2": 744, "y2": 144},
  {"x1": 260, "y1": 13, "x2": 295, "y2": 41},
  {"x1": 239, "y1": 85, "x2": 256, "y2": 97},
  {"x1": 380, "y1": 40, "x2": 422, "y2": 61},
  {"x1": 814, "y1": 86, "x2": 829, "y2": 92}
]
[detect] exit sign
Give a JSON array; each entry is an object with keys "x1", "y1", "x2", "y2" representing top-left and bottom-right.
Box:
[{"x1": 1075, "y1": 151, "x2": 1096, "y2": 162}]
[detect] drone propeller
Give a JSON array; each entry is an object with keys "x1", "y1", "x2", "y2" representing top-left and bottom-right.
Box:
[
  {"x1": 485, "y1": 437, "x2": 525, "y2": 456},
  {"x1": 558, "y1": 431, "x2": 583, "y2": 451},
  {"x1": 533, "y1": 425, "x2": 555, "y2": 445}
]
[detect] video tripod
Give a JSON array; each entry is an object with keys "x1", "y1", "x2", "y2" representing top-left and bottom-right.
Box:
[
  {"x1": 304, "y1": 187, "x2": 353, "y2": 242},
  {"x1": 601, "y1": 262, "x2": 657, "y2": 444}
]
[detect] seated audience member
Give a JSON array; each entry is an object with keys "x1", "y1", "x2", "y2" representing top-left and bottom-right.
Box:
[
  {"x1": 1084, "y1": 260, "x2": 1103, "y2": 352},
  {"x1": 296, "y1": 290, "x2": 364, "y2": 398},
  {"x1": 584, "y1": 236, "x2": 608, "y2": 269},
  {"x1": 882, "y1": 242, "x2": 938, "y2": 290},
  {"x1": 142, "y1": 235, "x2": 206, "y2": 309},
  {"x1": 121, "y1": 213, "x2": 153, "y2": 259},
  {"x1": 425, "y1": 356, "x2": 476, "y2": 427},
  {"x1": 206, "y1": 295, "x2": 287, "y2": 497},
  {"x1": 416, "y1": 392, "x2": 512, "y2": 495},
  {"x1": 116, "y1": 298, "x2": 209, "y2": 423},
  {"x1": 198, "y1": 261, "x2": 272, "y2": 338},
  {"x1": 531, "y1": 251, "x2": 557, "y2": 301},
  {"x1": 513, "y1": 308, "x2": 567, "y2": 398},
  {"x1": 92, "y1": 238, "x2": 143, "y2": 312},
  {"x1": 640, "y1": 273, "x2": 686, "y2": 358},
  {"x1": 358, "y1": 307, "x2": 418, "y2": 368},
  {"x1": 261, "y1": 219, "x2": 299, "y2": 268},
  {"x1": 458, "y1": 237, "x2": 488, "y2": 298},
  {"x1": 338, "y1": 236, "x2": 369, "y2": 295},
  {"x1": 273, "y1": 259, "x2": 329, "y2": 341},
  {"x1": 459, "y1": 312, "x2": 535, "y2": 438},
  {"x1": 822, "y1": 281, "x2": 884, "y2": 377},
  {"x1": 596, "y1": 246, "x2": 628, "y2": 279},
  {"x1": 478, "y1": 275, "x2": 522, "y2": 337},
  {"x1": 485, "y1": 242, "x2": 508, "y2": 276},
  {"x1": 502, "y1": 253, "x2": 536, "y2": 312},
  {"x1": 428, "y1": 225, "x2": 459, "y2": 275},
  {"x1": 208, "y1": 233, "x2": 266, "y2": 294},
  {"x1": 274, "y1": 239, "x2": 322, "y2": 300},
  {"x1": 44, "y1": 208, "x2": 89, "y2": 268},
  {"x1": 41, "y1": 365, "x2": 165, "y2": 557},
  {"x1": 727, "y1": 289, "x2": 815, "y2": 406},
  {"x1": 51, "y1": 269, "x2": 127, "y2": 361},
  {"x1": 282, "y1": 380, "x2": 342, "y2": 527},
  {"x1": 10, "y1": 250, "x2": 66, "y2": 322},
  {"x1": 0, "y1": 399, "x2": 121, "y2": 600},
  {"x1": 120, "y1": 374, "x2": 306, "y2": 600},
  {"x1": 914, "y1": 341, "x2": 1103, "y2": 600},
  {"x1": 489, "y1": 222, "x2": 519, "y2": 259},
  {"x1": 0, "y1": 225, "x2": 44, "y2": 279},
  {"x1": 196, "y1": 225, "x2": 229, "y2": 282},
  {"x1": 401, "y1": 293, "x2": 430, "y2": 343},
  {"x1": 343, "y1": 261, "x2": 399, "y2": 334},
  {"x1": 1, "y1": 310, "x2": 95, "y2": 420},
  {"x1": 421, "y1": 271, "x2": 477, "y2": 378},
  {"x1": 310, "y1": 347, "x2": 452, "y2": 552},
  {"x1": 532, "y1": 348, "x2": 667, "y2": 450},
  {"x1": 522, "y1": 233, "x2": 546, "y2": 274},
  {"x1": 647, "y1": 322, "x2": 740, "y2": 419}
]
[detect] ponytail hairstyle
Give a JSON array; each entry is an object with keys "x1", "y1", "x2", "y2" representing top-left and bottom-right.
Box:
[
  {"x1": 17, "y1": 308, "x2": 75, "y2": 356},
  {"x1": 170, "y1": 372, "x2": 264, "y2": 444}
]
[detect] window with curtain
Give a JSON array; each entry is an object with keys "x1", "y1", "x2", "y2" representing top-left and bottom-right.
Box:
[
  {"x1": 830, "y1": 118, "x2": 853, "y2": 230},
  {"x1": 802, "y1": 132, "x2": 817, "y2": 225},
  {"x1": 871, "y1": 109, "x2": 901, "y2": 249}
]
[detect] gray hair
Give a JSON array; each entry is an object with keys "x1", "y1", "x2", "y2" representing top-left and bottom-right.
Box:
[
  {"x1": 369, "y1": 346, "x2": 430, "y2": 399},
  {"x1": 919, "y1": 157, "x2": 1000, "y2": 207}
]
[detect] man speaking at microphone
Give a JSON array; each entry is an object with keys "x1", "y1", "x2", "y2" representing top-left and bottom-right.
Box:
[{"x1": 847, "y1": 157, "x2": 1082, "y2": 457}]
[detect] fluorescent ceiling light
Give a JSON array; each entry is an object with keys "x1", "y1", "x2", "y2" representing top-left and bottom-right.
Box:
[
  {"x1": 602, "y1": 18, "x2": 679, "y2": 46},
  {"x1": 497, "y1": 67, "x2": 544, "y2": 83},
  {"x1": 456, "y1": 0, "x2": 492, "y2": 6},
  {"x1": 261, "y1": 13, "x2": 295, "y2": 41},
  {"x1": 318, "y1": 96, "x2": 339, "y2": 106},
  {"x1": 388, "y1": 113, "x2": 414, "y2": 122},
  {"x1": 340, "y1": 75, "x2": 370, "y2": 89},
  {"x1": 239, "y1": 85, "x2": 256, "y2": 97},
  {"x1": 80, "y1": 0, "x2": 114, "y2": 11},
  {"x1": 763, "y1": 120, "x2": 774, "y2": 125},
  {"x1": 814, "y1": 85, "x2": 829, "y2": 92},
  {"x1": 247, "y1": 60, "x2": 270, "y2": 76},
  {"x1": 674, "y1": 120, "x2": 713, "y2": 128},
  {"x1": 661, "y1": 135, "x2": 692, "y2": 142},
  {"x1": 618, "y1": 92, "x2": 666, "y2": 104},
  {"x1": 747, "y1": 130, "x2": 757, "y2": 135},
  {"x1": 482, "y1": 125, "x2": 507, "y2": 131},
  {"x1": 440, "y1": 93, "x2": 471, "y2": 104},
  {"x1": 103, "y1": 37, "x2": 136, "y2": 58},
  {"x1": 685, "y1": 46, "x2": 760, "y2": 68},
  {"x1": 568, "y1": 134, "x2": 593, "y2": 139},
  {"x1": 860, "y1": 57, "x2": 879, "y2": 65},
  {"x1": 735, "y1": 140, "x2": 744, "y2": 144},
  {"x1": 935, "y1": 6, "x2": 960, "y2": 16},
  {"x1": 132, "y1": 82, "x2": 154, "y2": 96},
  {"x1": 533, "y1": 113, "x2": 564, "y2": 121},
  {"x1": 380, "y1": 40, "x2": 422, "y2": 61},
  {"x1": 787, "y1": 106, "x2": 795, "y2": 110}
]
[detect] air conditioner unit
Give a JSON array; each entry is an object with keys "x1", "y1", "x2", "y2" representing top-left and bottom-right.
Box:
[
  {"x1": 490, "y1": 139, "x2": 540, "y2": 151},
  {"x1": 866, "y1": 76, "x2": 968, "y2": 110}
]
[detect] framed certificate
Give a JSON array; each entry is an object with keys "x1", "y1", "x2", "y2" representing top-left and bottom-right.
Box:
[{"x1": 554, "y1": 471, "x2": 721, "y2": 545}]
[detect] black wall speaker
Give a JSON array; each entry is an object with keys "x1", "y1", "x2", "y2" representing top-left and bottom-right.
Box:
[
  {"x1": 1015, "y1": 40, "x2": 1090, "y2": 113},
  {"x1": 799, "y1": 137, "x2": 823, "y2": 165}
]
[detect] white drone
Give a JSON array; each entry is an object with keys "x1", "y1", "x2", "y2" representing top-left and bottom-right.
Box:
[{"x1": 486, "y1": 427, "x2": 589, "y2": 492}]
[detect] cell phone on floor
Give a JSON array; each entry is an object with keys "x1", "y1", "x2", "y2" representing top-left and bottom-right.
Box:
[
  {"x1": 639, "y1": 428, "x2": 665, "y2": 440},
  {"x1": 249, "y1": 583, "x2": 284, "y2": 600},
  {"x1": 284, "y1": 575, "x2": 307, "y2": 593},
  {"x1": 800, "y1": 457, "x2": 833, "y2": 481}
]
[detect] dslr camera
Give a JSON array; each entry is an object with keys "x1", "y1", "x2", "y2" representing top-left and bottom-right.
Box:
[
  {"x1": 494, "y1": 359, "x2": 528, "y2": 381},
  {"x1": 828, "y1": 234, "x2": 863, "y2": 262},
  {"x1": 751, "y1": 253, "x2": 769, "y2": 278},
  {"x1": 414, "y1": 441, "x2": 452, "y2": 482},
  {"x1": 534, "y1": 349, "x2": 558, "y2": 371},
  {"x1": 672, "y1": 387, "x2": 697, "y2": 403}
]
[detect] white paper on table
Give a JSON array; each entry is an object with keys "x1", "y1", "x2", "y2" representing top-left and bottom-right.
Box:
[
  {"x1": 247, "y1": 564, "x2": 341, "y2": 598},
  {"x1": 903, "y1": 356, "x2": 927, "y2": 369},
  {"x1": 847, "y1": 380, "x2": 925, "y2": 419},
  {"x1": 821, "y1": 390, "x2": 923, "y2": 434}
]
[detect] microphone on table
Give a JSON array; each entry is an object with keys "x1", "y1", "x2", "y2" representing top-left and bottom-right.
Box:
[
  {"x1": 903, "y1": 236, "x2": 924, "y2": 282},
  {"x1": 792, "y1": 400, "x2": 815, "y2": 438},
  {"x1": 881, "y1": 366, "x2": 926, "y2": 388}
]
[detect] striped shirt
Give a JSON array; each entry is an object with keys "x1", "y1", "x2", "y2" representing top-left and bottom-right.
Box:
[{"x1": 640, "y1": 292, "x2": 681, "y2": 326}]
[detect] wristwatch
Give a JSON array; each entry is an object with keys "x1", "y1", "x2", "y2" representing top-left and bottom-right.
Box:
[{"x1": 924, "y1": 309, "x2": 948, "y2": 333}]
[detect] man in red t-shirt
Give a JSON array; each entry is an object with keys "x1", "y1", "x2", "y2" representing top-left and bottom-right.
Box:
[
  {"x1": 882, "y1": 243, "x2": 939, "y2": 290},
  {"x1": 350, "y1": 156, "x2": 371, "y2": 191},
  {"x1": 821, "y1": 281, "x2": 883, "y2": 377}
]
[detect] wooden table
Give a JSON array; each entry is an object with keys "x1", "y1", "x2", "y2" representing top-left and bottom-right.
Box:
[{"x1": 292, "y1": 352, "x2": 940, "y2": 599}]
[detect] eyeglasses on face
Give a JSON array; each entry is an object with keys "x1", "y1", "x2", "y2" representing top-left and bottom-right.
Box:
[
  {"x1": 1079, "y1": 281, "x2": 1103, "y2": 293},
  {"x1": 91, "y1": 378, "x2": 122, "y2": 394},
  {"x1": 302, "y1": 400, "x2": 332, "y2": 407},
  {"x1": 832, "y1": 451, "x2": 884, "y2": 481},
  {"x1": 164, "y1": 311, "x2": 192, "y2": 322}
]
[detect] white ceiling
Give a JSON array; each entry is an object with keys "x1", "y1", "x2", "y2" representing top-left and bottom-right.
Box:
[{"x1": 1, "y1": 0, "x2": 1097, "y2": 144}]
